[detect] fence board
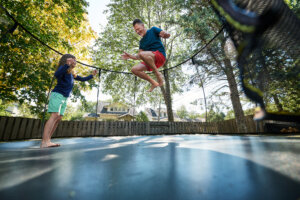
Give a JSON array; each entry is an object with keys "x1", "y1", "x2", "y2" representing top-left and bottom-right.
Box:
[
  {"x1": 31, "y1": 119, "x2": 41, "y2": 139},
  {"x1": 80, "y1": 121, "x2": 87, "y2": 136},
  {"x1": 94, "y1": 121, "x2": 99, "y2": 136},
  {"x1": 18, "y1": 118, "x2": 28, "y2": 139},
  {"x1": 73, "y1": 121, "x2": 79, "y2": 137},
  {"x1": 10, "y1": 117, "x2": 22, "y2": 140},
  {"x1": 98, "y1": 121, "x2": 105, "y2": 136},
  {"x1": 76, "y1": 121, "x2": 82, "y2": 137},
  {"x1": 0, "y1": 116, "x2": 8, "y2": 140},
  {"x1": 3, "y1": 117, "x2": 14, "y2": 141},
  {"x1": 91, "y1": 121, "x2": 96, "y2": 137},
  {"x1": 24, "y1": 119, "x2": 34, "y2": 139},
  {"x1": 54, "y1": 122, "x2": 63, "y2": 138}
]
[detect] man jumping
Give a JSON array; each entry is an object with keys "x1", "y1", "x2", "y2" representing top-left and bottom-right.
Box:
[{"x1": 121, "y1": 19, "x2": 170, "y2": 92}]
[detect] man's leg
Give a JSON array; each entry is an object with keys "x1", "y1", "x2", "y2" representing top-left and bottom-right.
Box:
[
  {"x1": 40, "y1": 113, "x2": 60, "y2": 148},
  {"x1": 138, "y1": 51, "x2": 164, "y2": 86},
  {"x1": 131, "y1": 63, "x2": 160, "y2": 92}
]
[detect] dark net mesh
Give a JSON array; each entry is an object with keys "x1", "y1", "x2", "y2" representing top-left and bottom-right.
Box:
[{"x1": 212, "y1": 0, "x2": 300, "y2": 121}]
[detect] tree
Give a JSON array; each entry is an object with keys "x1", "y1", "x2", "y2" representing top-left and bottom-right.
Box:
[
  {"x1": 63, "y1": 104, "x2": 85, "y2": 121},
  {"x1": 176, "y1": 105, "x2": 189, "y2": 119},
  {"x1": 0, "y1": 0, "x2": 96, "y2": 118},
  {"x1": 208, "y1": 109, "x2": 225, "y2": 122},
  {"x1": 136, "y1": 111, "x2": 149, "y2": 122},
  {"x1": 174, "y1": 0, "x2": 248, "y2": 132},
  {"x1": 0, "y1": 100, "x2": 13, "y2": 116},
  {"x1": 92, "y1": 0, "x2": 191, "y2": 122},
  {"x1": 82, "y1": 101, "x2": 98, "y2": 113},
  {"x1": 188, "y1": 110, "x2": 202, "y2": 120}
]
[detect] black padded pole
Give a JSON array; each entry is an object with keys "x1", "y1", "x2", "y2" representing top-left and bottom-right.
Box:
[
  {"x1": 133, "y1": 76, "x2": 137, "y2": 121},
  {"x1": 40, "y1": 75, "x2": 55, "y2": 139},
  {"x1": 94, "y1": 69, "x2": 102, "y2": 136}
]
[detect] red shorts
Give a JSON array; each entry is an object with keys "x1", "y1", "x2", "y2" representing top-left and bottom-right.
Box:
[{"x1": 141, "y1": 50, "x2": 166, "y2": 71}]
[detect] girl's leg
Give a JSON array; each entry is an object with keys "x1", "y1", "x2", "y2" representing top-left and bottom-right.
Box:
[
  {"x1": 40, "y1": 113, "x2": 60, "y2": 148},
  {"x1": 47, "y1": 115, "x2": 62, "y2": 146}
]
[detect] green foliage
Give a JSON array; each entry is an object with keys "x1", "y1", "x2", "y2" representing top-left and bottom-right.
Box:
[
  {"x1": 1, "y1": 0, "x2": 298, "y2": 121},
  {"x1": 82, "y1": 101, "x2": 97, "y2": 113},
  {"x1": 17, "y1": 102, "x2": 38, "y2": 118},
  {"x1": 174, "y1": 0, "x2": 244, "y2": 113},
  {"x1": 208, "y1": 109, "x2": 225, "y2": 122},
  {"x1": 176, "y1": 0, "x2": 300, "y2": 117},
  {"x1": 188, "y1": 111, "x2": 202, "y2": 120},
  {"x1": 0, "y1": 0, "x2": 96, "y2": 118},
  {"x1": 92, "y1": 0, "x2": 190, "y2": 108},
  {"x1": 136, "y1": 111, "x2": 149, "y2": 122},
  {"x1": 0, "y1": 99, "x2": 13, "y2": 116},
  {"x1": 176, "y1": 105, "x2": 189, "y2": 119},
  {"x1": 225, "y1": 108, "x2": 254, "y2": 120},
  {"x1": 62, "y1": 104, "x2": 85, "y2": 121}
]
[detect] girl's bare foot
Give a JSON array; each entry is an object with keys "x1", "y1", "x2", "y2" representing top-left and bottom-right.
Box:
[{"x1": 40, "y1": 141, "x2": 61, "y2": 148}]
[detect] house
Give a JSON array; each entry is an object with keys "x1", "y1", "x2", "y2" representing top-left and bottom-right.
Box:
[
  {"x1": 4, "y1": 103, "x2": 19, "y2": 116},
  {"x1": 84, "y1": 101, "x2": 135, "y2": 121},
  {"x1": 144, "y1": 107, "x2": 205, "y2": 122},
  {"x1": 144, "y1": 108, "x2": 181, "y2": 121}
]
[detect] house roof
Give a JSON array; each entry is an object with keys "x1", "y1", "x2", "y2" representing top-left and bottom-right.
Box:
[
  {"x1": 118, "y1": 113, "x2": 135, "y2": 118},
  {"x1": 150, "y1": 108, "x2": 157, "y2": 117},
  {"x1": 87, "y1": 113, "x2": 99, "y2": 117}
]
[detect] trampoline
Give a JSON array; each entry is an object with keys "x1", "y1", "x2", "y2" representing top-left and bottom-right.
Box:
[{"x1": 1, "y1": 134, "x2": 300, "y2": 200}]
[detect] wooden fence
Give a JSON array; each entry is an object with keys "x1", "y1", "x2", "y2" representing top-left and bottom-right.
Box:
[{"x1": 0, "y1": 116, "x2": 261, "y2": 141}]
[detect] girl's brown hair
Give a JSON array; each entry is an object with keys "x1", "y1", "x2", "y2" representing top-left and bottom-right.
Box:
[{"x1": 57, "y1": 54, "x2": 77, "y2": 77}]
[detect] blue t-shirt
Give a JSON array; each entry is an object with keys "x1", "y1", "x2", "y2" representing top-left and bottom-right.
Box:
[
  {"x1": 139, "y1": 26, "x2": 166, "y2": 57},
  {"x1": 52, "y1": 64, "x2": 93, "y2": 97}
]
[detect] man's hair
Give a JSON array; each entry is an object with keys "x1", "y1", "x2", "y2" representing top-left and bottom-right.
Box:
[{"x1": 133, "y1": 19, "x2": 143, "y2": 26}]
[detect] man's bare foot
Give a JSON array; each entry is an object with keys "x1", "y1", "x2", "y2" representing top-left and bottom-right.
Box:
[
  {"x1": 148, "y1": 82, "x2": 159, "y2": 92},
  {"x1": 40, "y1": 142, "x2": 61, "y2": 148},
  {"x1": 253, "y1": 107, "x2": 266, "y2": 121},
  {"x1": 157, "y1": 74, "x2": 164, "y2": 86}
]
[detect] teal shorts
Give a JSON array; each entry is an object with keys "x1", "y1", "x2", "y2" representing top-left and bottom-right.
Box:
[{"x1": 48, "y1": 92, "x2": 68, "y2": 116}]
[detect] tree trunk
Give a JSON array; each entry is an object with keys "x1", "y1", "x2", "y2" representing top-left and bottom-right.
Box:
[
  {"x1": 273, "y1": 94, "x2": 283, "y2": 112},
  {"x1": 223, "y1": 59, "x2": 248, "y2": 133},
  {"x1": 160, "y1": 70, "x2": 174, "y2": 122},
  {"x1": 195, "y1": 66, "x2": 208, "y2": 122},
  {"x1": 204, "y1": 34, "x2": 247, "y2": 133}
]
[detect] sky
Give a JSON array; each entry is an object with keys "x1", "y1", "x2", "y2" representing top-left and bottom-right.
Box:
[
  {"x1": 86, "y1": 0, "x2": 110, "y2": 34},
  {"x1": 82, "y1": 0, "x2": 231, "y2": 114}
]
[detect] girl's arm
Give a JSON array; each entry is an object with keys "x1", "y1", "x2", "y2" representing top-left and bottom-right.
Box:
[
  {"x1": 74, "y1": 75, "x2": 94, "y2": 81},
  {"x1": 54, "y1": 64, "x2": 70, "y2": 78},
  {"x1": 74, "y1": 70, "x2": 97, "y2": 81}
]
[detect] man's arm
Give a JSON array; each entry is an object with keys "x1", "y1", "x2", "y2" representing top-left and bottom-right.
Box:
[
  {"x1": 159, "y1": 31, "x2": 170, "y2": 39},
  {"x1": 121, "y1": 49, "x2": 143, "y2": 60}
]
